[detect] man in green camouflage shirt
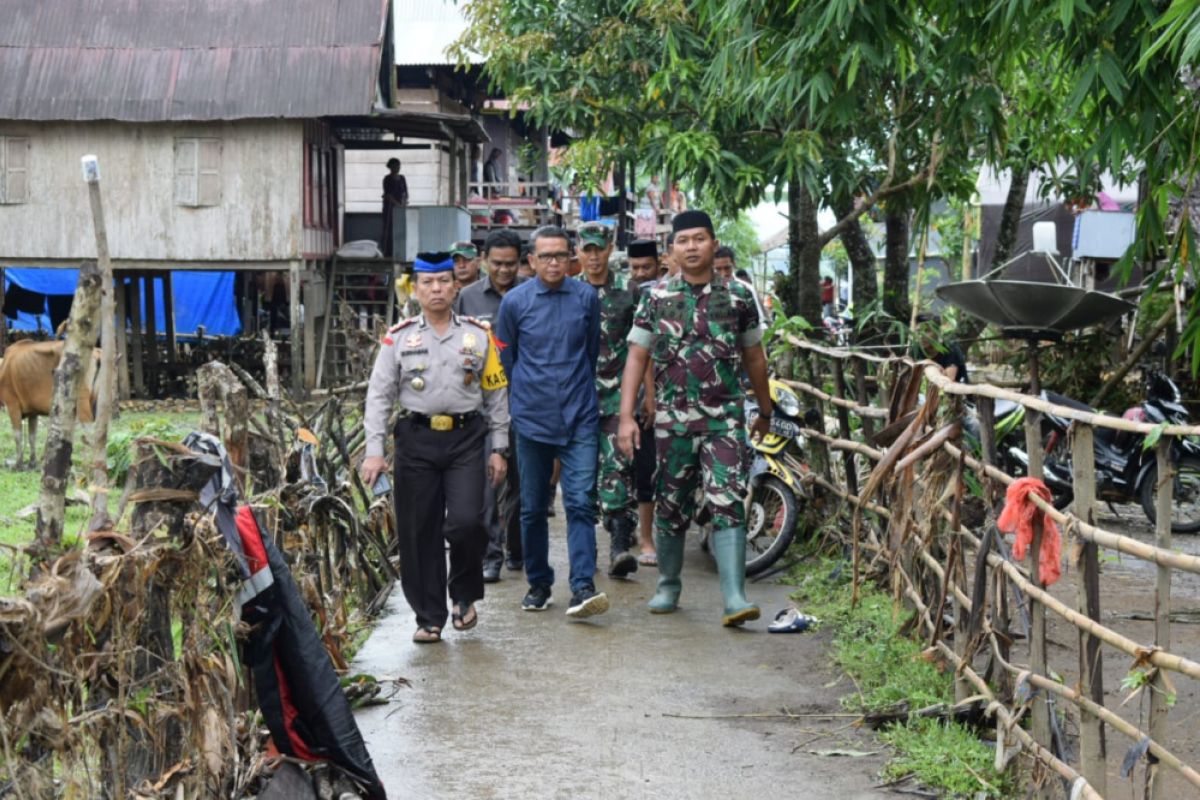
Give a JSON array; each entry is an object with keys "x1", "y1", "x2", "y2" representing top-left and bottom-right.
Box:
[
  {"x1": 578, "y1": 222, "x2": 641, "y2": 578},
  {"x1": 617, "y1": 210, "x2": 773, "y2": 627}
]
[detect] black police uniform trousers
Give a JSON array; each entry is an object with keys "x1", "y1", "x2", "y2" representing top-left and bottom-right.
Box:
[
  {"x1": 393, "y1": 415, "x2": 488, "y2": 630},
  {"x1": 482, "y1": 447, "x2": 522, "y2": 570}
]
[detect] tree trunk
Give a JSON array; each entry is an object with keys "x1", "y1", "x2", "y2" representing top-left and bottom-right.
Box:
[
  {"x1": 955, "y1": 166, "x2": 1030, "y2": 347},
  {"x1": 33, "y1": 261, "x2": 103, "y2": 557},
  {"x1": 833, "y1": 199, "x2": 878, "y2": 313},
  {"x1": 883, "y1": 206, "x2": 911, "y2": 322},
  {"x1": 788, "y1": 181, "x2": 822, "y2": 326},
  {"x1": 993, "y1": 167, "x2": 1029, "y2": 272}
]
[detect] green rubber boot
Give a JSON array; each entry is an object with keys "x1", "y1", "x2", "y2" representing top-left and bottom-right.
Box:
[
  {"x1": 648, "y1": 532, "x2": 684, "y2": 613},
  {"x1": 712, "y1": 527, "x2": 760, "y2": 627}
]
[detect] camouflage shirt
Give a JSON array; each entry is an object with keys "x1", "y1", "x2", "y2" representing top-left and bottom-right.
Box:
[
  {"x1": 582, "y1": 270, "x2": 639, "y2": 417},
  {"x1": 628, "y1": 275, "x2": 762, "y2": 433}
]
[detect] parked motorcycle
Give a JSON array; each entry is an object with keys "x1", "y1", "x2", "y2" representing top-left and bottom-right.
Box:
[
  {"x1": 739, "y1": 379, "x2": 814, "y2": 575},
  {"x1": 979, "y1": 371, "x2": 1200, "y2": 532}
]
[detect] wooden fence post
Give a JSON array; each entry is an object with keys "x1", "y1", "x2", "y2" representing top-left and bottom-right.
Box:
[
  {"x1": 851, "y1": 357, "x2": 875, "y2": 442},
  {"x1": 1024, "y1": 407, "x2": 1052, "y2": 795},
  {"x1": 805, "y1": 352, "x2": 832, "y2": 480},
  {"x1": 1148, "y1": 437, "x2": 1173, "y2": 799},
  {"x1": 831, "y1": 358, "x2": 858, "y2": 496},
  {"x1": 1072, "y1": 424, "x2": 1107, "y2": 793},
  {"x1": 83, "y1": 155, "x2": 117, "y2": 531}
]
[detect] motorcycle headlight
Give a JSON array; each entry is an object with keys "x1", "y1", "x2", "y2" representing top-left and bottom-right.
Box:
[{"x1": 773, "y1": 385, "x2": 802, "y2": 418}]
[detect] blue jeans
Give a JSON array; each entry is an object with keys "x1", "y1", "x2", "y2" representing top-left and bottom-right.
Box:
[{"x1": 516, "y1": 429, "x2": 598, "y2": 594}]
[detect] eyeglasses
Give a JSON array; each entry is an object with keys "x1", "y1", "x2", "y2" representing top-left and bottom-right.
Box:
[{"x1": 535, "y1": 252, "x2": 571, "y2": 264}]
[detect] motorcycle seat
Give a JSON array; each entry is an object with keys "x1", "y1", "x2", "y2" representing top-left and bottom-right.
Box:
[
  {"x1": 1042, "y1": 390, "x2": 1096, "y2": 415},
  {"x1": 994, "y1": 399, "x2": 1021, "y2": 420}
]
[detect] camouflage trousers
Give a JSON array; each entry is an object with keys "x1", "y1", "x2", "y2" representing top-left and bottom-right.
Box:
[
  {"x1": 654, "y1": 427, "x2": 746, "y2": 537},
  {"x1": 598, "y1": 417, "x2": 637, "y2": 527}
]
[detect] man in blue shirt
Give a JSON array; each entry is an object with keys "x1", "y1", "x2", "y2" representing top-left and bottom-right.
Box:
[{"x1": 494, "y1": 226, "x2": 608, "y2": 618}]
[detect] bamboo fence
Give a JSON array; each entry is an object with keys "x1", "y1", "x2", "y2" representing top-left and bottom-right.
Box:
[{"x1": 781, "y1": 334, "x2": 1200, "y2": 799}]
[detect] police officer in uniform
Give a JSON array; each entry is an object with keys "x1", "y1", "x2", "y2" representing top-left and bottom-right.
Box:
[{"x1": 362, "y1": 252, "x2": 511, "y2": 644}]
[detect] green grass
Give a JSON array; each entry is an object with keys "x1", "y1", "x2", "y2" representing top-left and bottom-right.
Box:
[
  {"x1": 0, "y1": 409, "x2": 200, "y2": 592},
  {"x1": 787, "y1": 555, "x2": 1017, "y2": 798},
  {"x1": 881, "y1": 718, "x2": 1016, "y2": 798}
]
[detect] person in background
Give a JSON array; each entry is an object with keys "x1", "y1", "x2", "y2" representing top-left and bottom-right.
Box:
[
  {"x1": 483, "y1": 148, "x2": 503, "y2": 197},
  {"x1": 913, "y1": 314, "x2": 969, "y2": 383},
  {"x1": 645, "y1": 175, "x2": 663, "y2": 213},
  {"x1": 380, "y1": 158, "x2": 408, "y2": 258},
  {"x1": 567, "y1": 234, "x2": 583, "y2": 278},
  {"x1": 821, "y1": 276, "x2": 835, "y2": 318},
  {"x1": 577, "y1": 222, "x2": 641, "y2": 578},
  {"x1": 518, "y1": 243, "x2": 536, "y2": 279},
  {"x1": 713, "y1": 246, "x2": 736, "y2": 280},
  {"x1": 617, "y1": 211, "x2": 772, "y2": 627},
  {"x1": 626, "y1": 238, "x2": 661, "y2": 566},
  {"x1": 451, "y1": 241, "x2": 481, "y2": 288},
  {"x1": 661, "y1": 232, "x2": 679, "y2": 281},
  {"x1": 494, "y1": 226, "x2": 609, "y2": 619},
  {"x1": 361, "y1": 252, "x2": 510, "y2": 644},
  {"x1": 455, "y1": 230, "x2": 528, "y2": 581}
]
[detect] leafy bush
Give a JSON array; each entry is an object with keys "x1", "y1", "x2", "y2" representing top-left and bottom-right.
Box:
[{"x1": 106, "y1": 416, "x2": 191, "y2": 484}]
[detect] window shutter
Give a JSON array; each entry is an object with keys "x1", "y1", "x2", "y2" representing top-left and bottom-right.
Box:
[
  {"x1": 175, "y1": 138, "x2": 198, "y2": 205},
  {"x1": 6, "y1": 138, "x2": 28, "y2": 203},
  {"x1": 197, "y1": 138, "x2": 221, "y2": 206}
]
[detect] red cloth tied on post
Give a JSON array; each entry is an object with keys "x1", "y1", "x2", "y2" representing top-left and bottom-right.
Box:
[{"x1": 996, "y1": 477, "x2": 1063, "y2": 586}]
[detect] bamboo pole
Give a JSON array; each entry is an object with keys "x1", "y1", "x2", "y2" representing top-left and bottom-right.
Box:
[
  {"x1": 82, "y1": 156, "x2": 116, "y2": 531},
  {"x1": 1149, "y1": 437, "x2": 1173, "y2": 799},
  {"x1": 784, "y1": 336, "x2": 1200, "y2": 437},
  {"x1": 1071, "y1": 424, "x2": 1107, "y2": 793},
  {"x1": 865, "y1": 488, "x2": 1179, "y2": 794},
  {"x1": 892, "y1": 555, "x2": 1103, "y2": 799},
  {"x1": 780, "y1": 377, "x2": 889, "y2": 417}
]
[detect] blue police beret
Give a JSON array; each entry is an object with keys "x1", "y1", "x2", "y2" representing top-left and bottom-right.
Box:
[{"x1": 414, "y1": 251, "x2": 454, "y2": 272}]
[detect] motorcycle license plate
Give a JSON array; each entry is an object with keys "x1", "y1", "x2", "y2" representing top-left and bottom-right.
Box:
[{"x1": 748, "y1": 408, "x2": 798, "y2": 438}]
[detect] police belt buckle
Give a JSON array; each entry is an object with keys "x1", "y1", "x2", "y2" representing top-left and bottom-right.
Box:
[{"x1": 430, "y1": 414, "x2": 454, "y2": 431}]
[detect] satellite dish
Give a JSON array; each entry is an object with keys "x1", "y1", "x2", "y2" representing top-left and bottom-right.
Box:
[
  {"x1": 935, "y1": 280, "x2": 1134, "y2": 339},
  {"x1": 936, "y1": 234, "x2": 1134, "y2": 340}
]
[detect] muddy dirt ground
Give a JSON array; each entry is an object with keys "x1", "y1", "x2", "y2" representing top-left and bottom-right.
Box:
[{"x1": 1038, "y1": 503, "x2": 1200, "y2": 797}]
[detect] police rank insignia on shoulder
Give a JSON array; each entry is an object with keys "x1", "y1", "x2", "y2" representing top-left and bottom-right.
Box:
[
  {"x1": 389, "y1": 318, "x2": 416, "y2": 333},
  {"x1": 461, "y1": 315, "x2": 491, "y2": 330}
]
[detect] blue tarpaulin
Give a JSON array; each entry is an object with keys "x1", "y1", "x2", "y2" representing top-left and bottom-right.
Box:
[{"x1": 3, "y1": 269, "x2": 242, "y2": 337}]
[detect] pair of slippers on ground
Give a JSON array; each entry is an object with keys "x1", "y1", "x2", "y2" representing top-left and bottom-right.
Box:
[
  {"x1": 414, "y1": 602, "x2": 476, "y2": 643},
  {"x1": 768, "y1": 607, "x2": 818, "y2": 634}
]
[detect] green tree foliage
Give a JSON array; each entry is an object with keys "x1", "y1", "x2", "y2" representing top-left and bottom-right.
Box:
[
  {"x1": 713, "y1": 212, "x2": 761, "y2": 267},
  {"x1": 461, "y1": 0, "x2": 1200, "y2": 362}
]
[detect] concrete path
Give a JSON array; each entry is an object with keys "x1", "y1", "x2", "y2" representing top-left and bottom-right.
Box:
[{"x1": 353, "y1": 507, "x2": 888, "y2": 799}]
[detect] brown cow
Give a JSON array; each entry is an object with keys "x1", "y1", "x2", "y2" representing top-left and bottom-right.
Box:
[{"x1": 0, "y1": 340, "x2": 99, "y2": 469}]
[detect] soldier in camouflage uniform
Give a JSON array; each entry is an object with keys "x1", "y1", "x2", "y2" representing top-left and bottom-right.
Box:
[
  {"x1": 577, "y1": 222, "x2": 641, "y2": 578},
  {"x1": 618, "y1": 211, "x2": 773, "y2": 627}
]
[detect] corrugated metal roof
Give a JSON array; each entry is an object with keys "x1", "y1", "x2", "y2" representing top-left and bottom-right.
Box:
[
  {"x1": 393, "y1": 0, "x2": 481, "y2": 66},
  {"x1": 0, "y1": 0, "x2": 390, "y2": 121}
]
